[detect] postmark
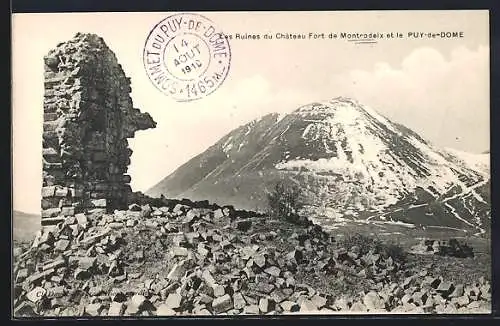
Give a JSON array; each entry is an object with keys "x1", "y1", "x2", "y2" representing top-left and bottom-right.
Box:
[{"x1": 143, "y1": 13, "x2": 231, "y2": 102}]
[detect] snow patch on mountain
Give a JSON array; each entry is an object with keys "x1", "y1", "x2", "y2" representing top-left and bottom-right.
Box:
[
  {"x1": 273, "y1": 97, "x2": 489, "y2": 215},
  {"x1": 222, "y1": 136, "x2": 234, "y2": 155},
  {"x1": 443, "y1": 147, "x2": 490, "y2": 176}
]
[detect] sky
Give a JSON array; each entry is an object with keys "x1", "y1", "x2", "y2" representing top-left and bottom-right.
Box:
[{"x1": 12, "y1": 11, "x2": 489, "y2": 214}]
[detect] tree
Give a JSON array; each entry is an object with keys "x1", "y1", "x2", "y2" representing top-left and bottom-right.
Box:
[{"x1": 267, "y1": 180, "x2": 304, "y2": 222}]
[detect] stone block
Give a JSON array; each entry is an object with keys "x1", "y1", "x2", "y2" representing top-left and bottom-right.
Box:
[
  {"x1": 43, "y1": 160, "x2": 62, "y2": 170},
  {"x1": 43, "y1": 259, "x2": 66, "y2": 271},
  {"x1": 61, "y1": 206, "x2": 75, "y2": 216},
  {"x1": 165, "y1": 293, "x2": 182, "y2": 309},
  {"x1": 259, "y1": 298, "x2": 275, "y2": 313},
  {"x1": 243, "y1": 304, "x2": 259, "y2": 314},
  {"x1": 91, "y1": 198, "x2": 107, "y2": 208},
  {"x1": 26, "y1": 287, "x2": 47, "y2": 303},
  {"x1": 108, "y1": 302, "x2": 126, "y2": 316},
  {"x1": 41, "y1": 217, "x2": 65, "y2": 226},
  {"x1": 41, "y1": 197, "x2": 58, "y2": 209},
  {"x1": 69, "y1": 187, "x2": 83, "y2": 197},
  {"x1": 233, "y1": 292, "x2": 246, "y2": 310},
  {"x1": 42, "y1": 148, "x2": 60, "y2": 163},
  {"x1": 44, "y1": 112, "x2": 59, "y2": 121},
  {"x1": 42, "y1": 130, "x2": 58, "y2": 141},
  {"x1": 212, "y1": 294, "x2": 233, "y2": 314},
  {"x1": 41, "y1": 186, "x2": 56, "y2": 197},
  {"x1": 167, "y1": 260, "x2": 187, "y2": 281},
  {"x1": 43, "y1": 120, "x2": 60, "y2": 132},
  {"x1": 156, "y1": 304, "x2": 176, "y2": 316},
  {"x1": 42, "y1": 207, "x2": 61, "y2": 218},
  {"x1": 54, "y1": 187, "x2": 69, "y2": 197}
]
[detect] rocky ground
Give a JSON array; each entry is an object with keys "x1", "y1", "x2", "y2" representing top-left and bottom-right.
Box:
[{"x1": 12, "y1": 200, "x2": 491, "y2": 317}]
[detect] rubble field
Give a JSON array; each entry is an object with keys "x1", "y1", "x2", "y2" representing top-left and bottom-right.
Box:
[{"x1": 13, "y1": 200, "x2": 491, "y2": 317}]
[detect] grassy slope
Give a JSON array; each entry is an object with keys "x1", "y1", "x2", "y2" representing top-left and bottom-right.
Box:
[{"x1": 13, "y1": 211, "x2": 40, "y2": 243}]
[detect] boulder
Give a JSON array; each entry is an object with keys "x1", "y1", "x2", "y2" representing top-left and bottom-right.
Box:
[
  {"x1": 233, "y1": 292, "x2": 246, "y2": 310},
  {"x1": 167, "y1": 260, "x2": 187, "y2": 281},
  {"x1": 436, "y1": 282, "x2": 455, "y2": 297},
  {"x1": 156, "y1": 304, "x2": 176, "y2": 316},
  {"x1": 128, "y1": 204, "x2": 142, "y2": 212},
  {"x1": 311, "y1": 294, "x2": 327, "y2": 309},
  {"x1": 264, "y1": 266, "x2": 281, "y2": 277},
  {"x1": 213, "y1": 284, "x2": 226, "y2": 298},
  {"x1": 450, "y1": 284, "x2": 464, "y2": 298},
  {"x1": 243, "y1": 304, "x2": 260, "y2": 314},
  {"x1": 350, "y1": 302, "x2": 368, "y2": 312},
  {"x1": 280, "y1": 301, "x2": 300, "y2": 312},
  {"x1": 171, "y1": 247, "x2": 189, "y2": 257},
  {"x1": 212, "y1": 294, "x2": 233, "y2": 314},
  {"x1": 253, "y1": 254, "x2": 266, "y2": 268},
  {"x1": 108, "y1": 302, "x2": 126, "y2": 316},
  {"x1": 363, "y1": 291, "x2": 385, "y2": 310},
  {"x1": 85, "y1": 303, "x2": 104, "y2": 316},
  {"x1": 259, "y1": 298, "x2": 275, "y2": 313},
  {"x1": 299, "y1": 299, "x2": 318, "y2": 313},
  {"x1": 253, "y1": 282, "x2": 275, "y2": 295},
  {"x1": 165, "y1": 293, "x2": 182, "y2": 309},
  {"x1": 26, "y1": 287, "x2": 47, "y2": 303}
]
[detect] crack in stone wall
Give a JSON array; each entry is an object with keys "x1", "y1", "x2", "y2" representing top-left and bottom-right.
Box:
[{"x1": 41, "y1": 33, "x2": 156, "y2": 226}]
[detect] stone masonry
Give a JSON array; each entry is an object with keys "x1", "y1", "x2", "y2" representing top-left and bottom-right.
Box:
[{"x1": 41, "y1": 33, "x2": 156, "y2": 226}]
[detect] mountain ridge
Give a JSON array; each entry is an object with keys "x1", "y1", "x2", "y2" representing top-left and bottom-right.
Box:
[{"x1": 148, "y1": 97, "x2": 490, "y2": 235}]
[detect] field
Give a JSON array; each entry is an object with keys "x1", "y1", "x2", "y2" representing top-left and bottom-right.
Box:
[{"x1": 309, "y1": 217, "x2": 491, "y2": 285}]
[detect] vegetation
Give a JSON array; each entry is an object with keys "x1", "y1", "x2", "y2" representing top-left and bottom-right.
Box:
[
  {"x1": 339, "y1": 233, "x2": 407, "y2": 264},
  {"x1": 266, "y1": 180, "x2": 304, "y2": 224}
]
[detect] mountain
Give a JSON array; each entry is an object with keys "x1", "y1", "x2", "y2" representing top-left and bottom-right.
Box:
[
  {"x1": 147, "y1": 97, "x2": 490, "y2": 235},
  {"x1": 13, "y1": 210, "x2": 41, "y2": 242}
]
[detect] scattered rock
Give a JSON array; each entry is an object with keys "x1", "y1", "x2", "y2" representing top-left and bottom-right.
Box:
[
  {"x1": 299, "y1": 299, "x2": 318, "y2": 312},
  {"x1": 85, "y1": 303, "x2": 104, "y2": 316},
  {"x1": 108, "y1": 302, "x2": 126, "y2": 316},
  {"x1": 253, "y1": 254, "x2": 266, "y2": 268},
  {"x1": 264, "y1": 266, "x2": 281, "y2": 277},
  {"x1": 350, "y1": 302, "x2": 368, "y2": 312},
  {"x1": 281, "y1": 301, "x2": 300, "y2": 312},
  {"x1": 212, "y1": 294, "x2": 233, "y2": 314},
  {"x1": 436, "y1": 282, "x2": 455, "y2": 297},
  {"x1": 26, "y1": 287, "x2": 47, "y2": 303},
  {"x1": 243, "y1": 304, "x2": 260, "y2": 314},
  {"x1": 259, "y1": 298, "x2": 275, "y2": 313},
  {"x1": 156, "y1": 304, "x2": 176, "y2": 316},
  {"x1": 165, "y1": 293, "x2": 182, "y2": 309},
  {"x1": 233, "y1": 292, "x2": 246, "y2": 310},
  {"x1": 450, "y1": 284, "x2": 464, "y2": 298},
  {"x1": 167, "y1": 260, "x2": 187, "y2": 281},
  {"x1": 311, "y1": 294, "x2": 327, "y2": 309}
]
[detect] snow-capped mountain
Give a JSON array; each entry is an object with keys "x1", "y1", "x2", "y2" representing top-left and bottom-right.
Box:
[{"x1": 148, "y1": 97, "x2": 490, "y2": 234}]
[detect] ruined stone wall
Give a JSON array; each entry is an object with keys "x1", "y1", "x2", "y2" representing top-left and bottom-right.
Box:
[{"x1": 41, "y1": 33, "x2": 156, "y2": 226}]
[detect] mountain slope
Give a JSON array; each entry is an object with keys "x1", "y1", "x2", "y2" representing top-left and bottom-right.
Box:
[
  {"x1": 148, "y1": 97, "x2": 490, "y2": 234},
  {"x1": 13, "y1": 210, "x2": 40, "y2": 242}
]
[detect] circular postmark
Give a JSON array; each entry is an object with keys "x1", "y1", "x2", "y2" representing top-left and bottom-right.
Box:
[{"x1": 143, "y1": 13, "x2": 231, "y2": 102}]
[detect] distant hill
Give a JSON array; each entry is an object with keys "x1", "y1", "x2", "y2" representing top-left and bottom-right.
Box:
[
  {"x1": 148, "y1": 97, "x2": 490, "y2": 235},
  {"x1": 13, "y1": 210, "x2": 40, "y2": 243}
]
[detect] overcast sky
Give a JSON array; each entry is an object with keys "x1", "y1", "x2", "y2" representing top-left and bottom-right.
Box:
[{"x1": 12, "y1": 11, "x2": 489, "y2": 214}]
